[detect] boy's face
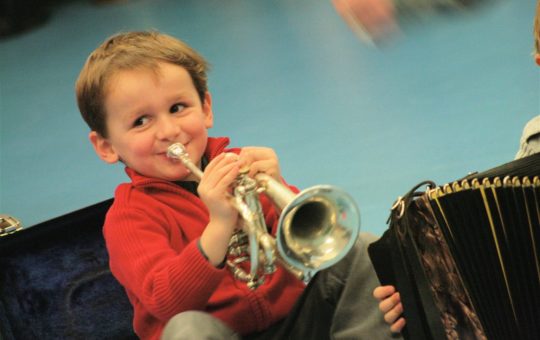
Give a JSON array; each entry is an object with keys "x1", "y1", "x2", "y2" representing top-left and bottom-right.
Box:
[{"x1": 89, "y1": 62, "x2": 213, "y2": 181}]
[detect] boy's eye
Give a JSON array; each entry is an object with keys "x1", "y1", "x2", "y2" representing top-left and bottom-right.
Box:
[
  {"x1": 170, "y1": 103, "x2": 185, "y2": 114},
  {"x1": 133, "y1": 116, "x2": 149, "y2": 127}
]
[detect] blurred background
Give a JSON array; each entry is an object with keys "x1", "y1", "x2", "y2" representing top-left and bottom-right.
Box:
[{"x1": 0, "y1": 0, "x2": 538, "y2": 235}]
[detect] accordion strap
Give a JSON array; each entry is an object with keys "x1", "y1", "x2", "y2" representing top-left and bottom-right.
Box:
[
  {"x1": 391, "y1": 181, "x2": 447, "y2": 340},
  {"x1": 390, "y1": 180, "x2": 436, "y2": 222}
]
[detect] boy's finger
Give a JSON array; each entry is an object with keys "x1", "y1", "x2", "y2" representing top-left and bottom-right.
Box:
[
  {"x1": 378, "y1": 292, "x2": 400, "y2": 313},
  {"x1": 373, "y1": 285, "x2": 395, "y2": 299},
  {"x1": 202, "y1": 157, "x2": 240, "y2": 188},
  {"x1": 205, "y1": 153, "x2": 239, "y2": 172},
  {"x1": 248, "y1": 159, "x2": 278, "y2": 177},
  {"x1": 384, "y1": 303, "x2": 402, "y2": 324},
  {"x1": 390, "y1": 317, "x2": 406, "y2": 333}
]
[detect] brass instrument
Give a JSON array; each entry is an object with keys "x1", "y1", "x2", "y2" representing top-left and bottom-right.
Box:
[{"x1": 167, "y1": 143, "x2": 360, "y2": 289}]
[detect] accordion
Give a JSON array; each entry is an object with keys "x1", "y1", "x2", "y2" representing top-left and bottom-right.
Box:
[{"x1": 368, "y1": 153, "x2": 540, "y2": 340}]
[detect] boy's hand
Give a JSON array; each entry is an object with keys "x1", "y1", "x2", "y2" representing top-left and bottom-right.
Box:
[
  {"x1": 199, "y1": 152, "x2": 241, "y2": 226},
  {"x1": 238, "y1": 147, "x2": 282, "y2": 182},
  {"x1": 373, "y1": 285, "x2": 406, "y2": 333},
  {"x1": 198, "y1": 152, "x2": 241, "y2": 266},
  {"x1": 198, "y1": 147, "x2": 281, "y2": 266}
]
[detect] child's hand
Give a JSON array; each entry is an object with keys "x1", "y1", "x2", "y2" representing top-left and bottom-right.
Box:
[
  {"x1": 373, "y1": 285, "x2": 406, "y2": 333},
  {"x1": 199, "y1": 152, "x2": 241, "y2": 226},
  {"x1": 238, "y1": 147, "x2": 282, "y2": 182},
  {"x1": 198, "y1": 152, "x2": 241, "y2": 266}
]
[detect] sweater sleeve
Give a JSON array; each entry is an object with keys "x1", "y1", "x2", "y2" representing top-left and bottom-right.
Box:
[{"x1": 103, "y1": 204, "x2": 227, "y2": 321}]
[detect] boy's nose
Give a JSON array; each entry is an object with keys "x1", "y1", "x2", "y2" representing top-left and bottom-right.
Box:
[{"x1": 156, "y1": 116, "x2": 181, "y2": 140}]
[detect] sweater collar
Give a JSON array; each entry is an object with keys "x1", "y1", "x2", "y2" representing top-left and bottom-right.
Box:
[{"x1": 124, "y1": 136, "x2": 231, "y2": 188}]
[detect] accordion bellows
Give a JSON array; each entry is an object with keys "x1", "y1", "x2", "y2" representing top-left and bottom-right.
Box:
[{"x1": 368, "y1": 153, "x2": 540, "y2": 340}]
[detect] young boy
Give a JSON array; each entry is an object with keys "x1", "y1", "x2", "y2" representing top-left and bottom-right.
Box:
[
  {"x1": 76, "y1": 31, "x2": 394, "y2": 340},
  {"x1": 373, "y1": 0, "x2": 540, "y2": 333}
]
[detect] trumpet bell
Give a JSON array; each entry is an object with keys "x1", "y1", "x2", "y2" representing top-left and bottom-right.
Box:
[{"x1": 276, "y1": 185, "x2": 360, "y2": 278}]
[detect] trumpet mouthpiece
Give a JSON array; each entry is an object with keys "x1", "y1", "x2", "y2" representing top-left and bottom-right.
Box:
[
  {"x1": 167, "y1": 143, "x2": 186, "y2": 160},
  {"x1": 166, "y1": 143, "x2": 204, "y2": 179}
]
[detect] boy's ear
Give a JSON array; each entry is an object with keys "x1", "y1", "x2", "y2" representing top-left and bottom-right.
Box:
[
  {"x1": 203, "y1": 92, "x2": 214, "y2": 129},
  {"x1": 535, "y1": 53, "x2": 540, "y2": 66},
  {"x1": 89, "y1": 131, "x2": 119, "y2": 164}
]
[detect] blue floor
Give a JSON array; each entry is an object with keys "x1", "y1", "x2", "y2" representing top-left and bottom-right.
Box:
[{"x1": 1, "y1": 0, "x2": 538, "y2": 236}]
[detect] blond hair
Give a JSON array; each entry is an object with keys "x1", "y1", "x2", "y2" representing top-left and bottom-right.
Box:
[{"x1": 76, "y1": 31, "x2": 209, "y2": 137}]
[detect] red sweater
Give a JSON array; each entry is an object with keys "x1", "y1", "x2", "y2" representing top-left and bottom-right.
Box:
[{"x1": 103, "y1": 137, "x2": 305, "y2": 340}]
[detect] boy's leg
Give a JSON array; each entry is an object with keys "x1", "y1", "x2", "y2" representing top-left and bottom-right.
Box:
[
  {"x1": 161, "y1": 311, "x2": 241, "y2": 340},
  {"x1": 328, "y1": 232, "x2": 399, "y2": 339},
  {"x1": 255, "y1": 232, "x2": 397, "y2": 339}
]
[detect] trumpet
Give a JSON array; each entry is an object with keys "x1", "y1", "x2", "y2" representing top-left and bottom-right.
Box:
[{"x1": 167, "y1": 143, "x2": 360, "y2": 289}]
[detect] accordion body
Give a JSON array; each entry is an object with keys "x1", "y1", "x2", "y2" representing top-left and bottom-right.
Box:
[{"x1": 368, "y1": 153, "x2": 540, "y2": 340}]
